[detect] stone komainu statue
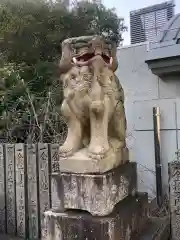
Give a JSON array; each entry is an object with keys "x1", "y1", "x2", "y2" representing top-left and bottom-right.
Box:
[{"x1": 58, "y1": 35, "x2": 128, "y2": 173}]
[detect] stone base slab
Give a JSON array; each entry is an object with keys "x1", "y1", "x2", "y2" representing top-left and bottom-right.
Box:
[
  {"x1": 42, "y1": 193, "x2": 149, "y2": 240},
  {"x1": 51, "y1": 162, "x2": 137, "y2": 216},
  {"x1": 58, "y1": 146, "x2": 129, "y2": 174}
]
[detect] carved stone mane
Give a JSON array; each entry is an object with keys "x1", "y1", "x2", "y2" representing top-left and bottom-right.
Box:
[{"x1": 59, "y1": 35, "x2": 128, "y2": 173}]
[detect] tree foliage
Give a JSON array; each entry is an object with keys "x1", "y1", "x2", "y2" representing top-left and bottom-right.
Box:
[{"x1": 0, "y1": 0, "x2": 127, "y2": 142}]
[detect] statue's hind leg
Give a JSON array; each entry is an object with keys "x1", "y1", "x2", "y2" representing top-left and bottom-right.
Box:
[
  {"x1": 109, "y1": 101, "x2": 127, "y2": 148},
  {"x1": 59, "y1": 100, "x2": 83, "y2": 157}
]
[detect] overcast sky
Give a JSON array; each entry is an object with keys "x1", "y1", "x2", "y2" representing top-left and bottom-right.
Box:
[{"x1": 103, "y1": 0, "x2": 180, "y2": 45}]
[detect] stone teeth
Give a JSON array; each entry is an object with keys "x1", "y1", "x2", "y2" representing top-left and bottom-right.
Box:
[
  {"x1": 110, "y1": 57, "x2": 113, "y2": 65},
  {"x1": 72, "y1": 57, "x2": 77, "y2": 64}
]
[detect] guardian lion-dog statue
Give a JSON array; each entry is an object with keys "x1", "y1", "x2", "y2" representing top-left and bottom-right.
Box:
[{"x1": 58, "y1": 35, "x2": 128, "y2": 173}]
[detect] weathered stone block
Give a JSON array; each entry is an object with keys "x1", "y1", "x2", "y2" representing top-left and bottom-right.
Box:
[
  {"x1": 52, "y1": 162, "x2": 137, "y2": 216},
  {"x1": 42, "y1": 193, "x2": 149, "y2": 240}
]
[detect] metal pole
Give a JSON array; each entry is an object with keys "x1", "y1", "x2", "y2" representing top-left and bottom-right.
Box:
[{"x1": 153, "y1": 107, "x2": 163, "y2": 207}]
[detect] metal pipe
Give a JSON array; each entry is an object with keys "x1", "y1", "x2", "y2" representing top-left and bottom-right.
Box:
[{"x1": 153, "y1": 107, "x2": 163, "y2": 207}]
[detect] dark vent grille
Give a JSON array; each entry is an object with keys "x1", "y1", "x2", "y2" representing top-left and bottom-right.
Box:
[{"x1": 130, "y1": 1, "x2": 175, "y2": 44}]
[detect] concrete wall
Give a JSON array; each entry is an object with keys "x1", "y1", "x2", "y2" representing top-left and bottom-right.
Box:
[{"x1": 117, "y1": 42, "x2": 180, "y2": 200}]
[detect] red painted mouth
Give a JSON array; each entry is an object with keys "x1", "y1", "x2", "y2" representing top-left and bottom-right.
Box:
[{"x1": 74, "y1": 53, "x2": 110, "y2": 64}]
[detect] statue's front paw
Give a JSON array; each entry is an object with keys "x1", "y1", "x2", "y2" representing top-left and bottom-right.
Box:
[
  {"x1": 59, "y1": 145, "x2": 74, "y2": 157},
  {"x1": 88, "y1": 152, "x2": 104, "y2": 160},
  {"x1": 88, "y1": 144, "x2": 109, "y2": 160}
]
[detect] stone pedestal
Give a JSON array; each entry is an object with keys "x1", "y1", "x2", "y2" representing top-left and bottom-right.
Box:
[
  {"x1": 58, "y1": 147, "x2": 129, "y2": 173},
  {"x1": 52, "y1": 162, "x2": 137, "y2": 216},
  {"x1": 42, "y1": 194, "x2": 149, "y2": 240}
]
